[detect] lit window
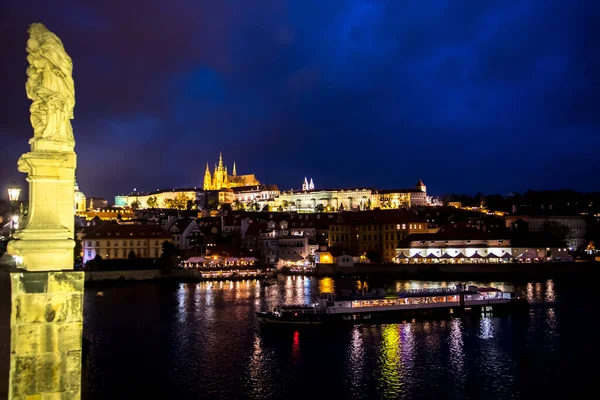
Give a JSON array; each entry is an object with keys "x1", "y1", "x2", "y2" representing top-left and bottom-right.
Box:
[{"x1": 396, "y1": 224, "x2": 401, "y2": 230}]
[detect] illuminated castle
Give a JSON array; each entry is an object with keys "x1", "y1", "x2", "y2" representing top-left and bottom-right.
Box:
[{"x1": 203, "y1": 152, "x2": 260, "y2": 190}]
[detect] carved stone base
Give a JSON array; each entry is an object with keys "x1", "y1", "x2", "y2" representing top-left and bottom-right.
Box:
[
  {"x1": 8, "y1": 271, "x2": 84, "y2": 399},
  {"x1": 7, "y1": 150, "x2": 76, "y2": 272},
  {"x1": 8, "y1": 238, "x2": 75, "y2": 272}
]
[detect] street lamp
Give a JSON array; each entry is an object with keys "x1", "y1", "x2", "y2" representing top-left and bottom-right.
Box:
[
  {"x1": 7, "y1": 181, "x2": 21, "y2": 235},
  {"x1": 7, "y1": 181, "x2": 20, "y2": 203}
]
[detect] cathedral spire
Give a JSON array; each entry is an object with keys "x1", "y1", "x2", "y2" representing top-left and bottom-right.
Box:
[
  {"x1": 218, "y1": 152, "x2": 224, "y2": 170},
  {"x1": 233, "y1": 161, "x2": 237, "y2": 176},
  {"x1": 205, "y1": 162, "x2": 210, "y2": 173}
]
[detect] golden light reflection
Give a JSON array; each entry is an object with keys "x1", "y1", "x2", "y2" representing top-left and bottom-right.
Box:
[
  {"x1": 535, "y1": 282, "x2": 543, "y2": 302},
  {"x1": 545, "y1": 279, "x2": 556, "y2": 303},
  {"x1": 345, "y1": 326, "x2": 365, "y2": 392},
  {"x1": 526, "y1": 282, "x2": 534, "y2": 302},
  {"x1": 319, "y1": 277, "x2": 335, "y2": 293},
  {"x1": 248, "y1": 333, "x2": 274, "y2": 398},
  {"x1": 378, "y1": 324, "x2": 402, "y2": 398}
]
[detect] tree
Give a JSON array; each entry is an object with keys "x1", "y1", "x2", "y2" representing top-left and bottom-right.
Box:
[
  {"x1": 186, "y1": 200, "x2": 195, "y2": 211},
  {"x1": 87, "y1": 254, "x2": 103, "y2": 270},
  {"x1": 208, "y1": 200, "x2": 220, "y2": 211},
  {"x1": 147, "y1": 196, "x2": 158, "y2": 209},
  {"x1": 366, "y1": 198, "x2": 372, "y2": 210},
  {"x1": 314, "y1": 204, "x2": 324, "y2": 213},
  {"x1": 282, "y1": 200, "x2": 289, "y2": 210},
  {"x1": 277, "y1": 205, "x2": 284, "y2": 212},
  {"x1": 543, "y1": 221, "x2": 571, "y2": 246},
  {"x1": 173, "y1": 193, "x2": 190, "y2": 210},
  {"x1": 307, "y1": 254, "x2": 315, "y2": 265},
  {"x1": 220, "y1": 203, "x2": 232, "y2": 212},
  {"x1": 73, "y1": 239, "x2": 82, "y2": 267},
  {"x1": 261, "y1": 204, "x2": 270, "y2": 212},
  {"x1": 233, "y1": 200, "x2": 244, "y2": 211},
  {"x1": 251, "y1": 202, "x2": 261, "y2": 212},
  {"x1": 161, "y1": 240, "x2": 178, "y2": 269},
  {"x1": 365, "y1": 250, "x2": 382, "y2": 263},
  {"x1": 130, "y1": 200, "x2": 141, "y2": 210}
]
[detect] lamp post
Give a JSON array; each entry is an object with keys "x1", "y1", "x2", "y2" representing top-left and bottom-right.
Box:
[{"x1": 7, "y1": 181, "x2": 21, "y2": 236}]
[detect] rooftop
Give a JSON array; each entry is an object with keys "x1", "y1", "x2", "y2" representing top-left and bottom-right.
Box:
[{"x1": 82, "y1": 222, "x2": 172, "y2": 239}]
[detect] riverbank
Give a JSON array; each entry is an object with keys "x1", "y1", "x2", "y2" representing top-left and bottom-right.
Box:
[
  {"x1": 82, "y1": 261, "x2": 598, "y2": 283},
  {"x1": 316, "y1": 261, "x2": 598, "y2": 280},
  {"x1": 84, "y1": 268, "x2": 273, "y2": 283}
]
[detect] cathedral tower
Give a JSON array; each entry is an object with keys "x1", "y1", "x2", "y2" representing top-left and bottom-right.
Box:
[{"x1": 203, "y1": 163, "x2": 212, "y2": 190}]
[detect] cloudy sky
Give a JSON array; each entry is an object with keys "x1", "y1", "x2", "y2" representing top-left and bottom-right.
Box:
[{"x1": 1, "y1": 0, "x2": 599, "y2": 200}]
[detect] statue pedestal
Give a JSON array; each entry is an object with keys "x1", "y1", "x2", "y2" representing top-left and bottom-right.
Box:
[
  {"x1": 8, "y1": 271, "x2": 84, "y2": 399},
  {"x1": 7, "y1": 150, "x2": 76, "y2": 272}
]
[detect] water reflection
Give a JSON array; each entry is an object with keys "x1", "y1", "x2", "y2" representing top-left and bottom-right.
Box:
[
  {"x1": 319, "y1": 277, "x2": 335, "y2": 293},
  {"x1": 345, "y1": 326, "x2": 366, "y2": 395},
  {"x1": 545, "y1": 279, "x2": 556, "y2": 303},
  {"x1": 248, "y1": 333, "x2": 275, "y2": 398},
  {"x1": 449, "y1": 319, "x2": 465, "y2": 382},
  {"x1": 526, "y1": 282, "x2": 534, "y2": 302},
  {"x1": 291, "y1": 330, "x2": 301, "y2": 364},
  {"x1": 378, "y1": 325, "x2": 402, "y2": 398},
  {"x1": 478, "y1": 317, "x2": 494, "y2": 340},
  {"x1": 85, "y1": 277, "x2": 575, "y2": 400}
]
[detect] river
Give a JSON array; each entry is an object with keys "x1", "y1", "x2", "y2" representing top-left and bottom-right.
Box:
[{"x1": 83, "y1": 276, "x2": 593, "y2": 399}]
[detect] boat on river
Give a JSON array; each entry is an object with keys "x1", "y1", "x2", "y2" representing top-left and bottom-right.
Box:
[{"x1": 256, "y1": 285, "x2": 528, "y2": 325}]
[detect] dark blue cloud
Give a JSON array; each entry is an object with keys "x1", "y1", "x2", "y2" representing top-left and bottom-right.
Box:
[{"x1": 1, "y1": 0, "x2": 599, "y2": 200}]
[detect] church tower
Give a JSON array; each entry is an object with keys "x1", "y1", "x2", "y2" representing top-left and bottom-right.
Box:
[
  {"x1": 74, "y1": 178, "x2": 86, "y2": 213},
  {"x1": 233, "y1": 161, "x2": 237, "y2": 177},
  {"x1": 213, "y1": 152, "x2": 225, "y2": 190},
  {"x1": 415, "y1": 178, "x2": 426, "y2": 193},
  {"x1": 309, "y1": 178, "x2": 314, "y2": 190},
  {"x1": 302, "y1": 177, "x2": 309, "y2": 191},
  {"x1": 203, "y1": 163, "x2": 212, "y2": 190}
]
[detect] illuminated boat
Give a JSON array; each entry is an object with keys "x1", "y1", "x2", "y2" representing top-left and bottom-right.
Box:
[{"x1": 256, "y1": 285, "x2": 528, "y2": 325}]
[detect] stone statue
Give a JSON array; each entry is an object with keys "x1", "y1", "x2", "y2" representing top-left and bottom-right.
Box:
[{"x1": 25, "y1": 23, "x2": 75, "y2": 148}]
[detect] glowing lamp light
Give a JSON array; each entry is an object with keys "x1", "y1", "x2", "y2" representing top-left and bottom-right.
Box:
[{"x1": 7, "y1": 182, "x2": 20, "y2": 202}]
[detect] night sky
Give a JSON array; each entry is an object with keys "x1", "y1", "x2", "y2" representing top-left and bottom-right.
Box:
[{"x1": 1, "y1": 0, "x2": 599, "y2": 200}]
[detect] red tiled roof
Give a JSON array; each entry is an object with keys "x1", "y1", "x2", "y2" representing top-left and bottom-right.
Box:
[
  {"x1": 83, "y1": 222, "x2": 171, "y2": 239},
  {"x1": 331, "y1": 209, "x2": 426, "y2": 225}
]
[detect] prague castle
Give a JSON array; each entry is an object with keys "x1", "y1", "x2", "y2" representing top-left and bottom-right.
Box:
[{"x1": 203, "y1": 153, "x2": 260, "y2": 190}]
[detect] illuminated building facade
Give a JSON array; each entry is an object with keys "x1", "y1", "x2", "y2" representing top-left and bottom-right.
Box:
[
  {"x1": 504, "y1": 214, "x2": 587, "y2": 249},
  {"x1": 270, "y1": 179, "x2": 430, "y2": 213},
  {"x1": 328, "y1": 210, "x2": 429, "y2": 262},
  {"x1": 115, "y1": 188, "x2": 201, "y2": 210},
  {"x1": 203, "y1": 152, "x2": 260, "y2": 190},
  {"x1": 274, "y1": 186, "x2": 379, "y2": 212},
  {"x1": 233, "y1": 185, "x2": 280, "y2": 205},
  {"x1": 82, "y1": 222, "x2": 172, "y2": 264}
]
